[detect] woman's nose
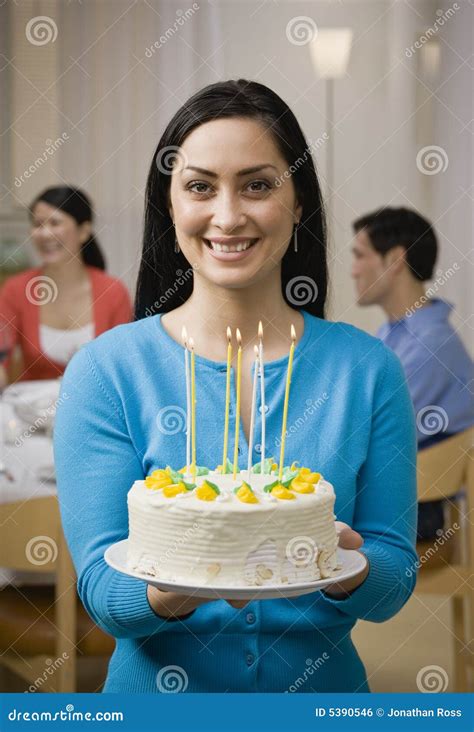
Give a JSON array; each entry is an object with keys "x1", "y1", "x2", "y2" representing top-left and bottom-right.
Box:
[{"x1": 211, "y1": 192, "x2": 246, "y2": 231}]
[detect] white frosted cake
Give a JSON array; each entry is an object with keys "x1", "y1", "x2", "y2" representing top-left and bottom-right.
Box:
[{"x1": 127, "y1": 461, "x2": 339, "y2": 587}]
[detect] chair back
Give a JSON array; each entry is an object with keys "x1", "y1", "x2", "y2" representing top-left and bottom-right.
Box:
[{"x1": 416, "y1": 428, "x2": 474, "y2": 502}]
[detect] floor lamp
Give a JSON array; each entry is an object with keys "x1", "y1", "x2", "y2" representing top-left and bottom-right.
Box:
[{"x1": 309, "y1": 28, "x2": 353, "y2": 226}]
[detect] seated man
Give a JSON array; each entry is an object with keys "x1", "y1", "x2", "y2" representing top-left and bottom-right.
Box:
[{"x1": 351, "y1": 206, "x2": 474, "y2": 540}]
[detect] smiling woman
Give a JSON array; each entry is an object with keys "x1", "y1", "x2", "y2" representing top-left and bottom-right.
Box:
[
  {"x1": 54, "y1": 79, "x2": 418, "y2": 694},
  {"x1": 0, "y1": 186, "x2": 132, "y2": 383},
  {"x1": 135, "y1": 79, "x2": 327, "y2": 321}
]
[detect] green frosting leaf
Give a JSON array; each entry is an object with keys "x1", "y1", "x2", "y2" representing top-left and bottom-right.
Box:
[
  {"x1": 203, "y1": 479, "x2": 220, "y2": 495},
  {"x1": 217, "y1": 458, "x2": 239, "y2": 475},
  {"x1": 263, "y1": 479, "x2": 279, "y2": 493},
  {"x1": 166, "y1": 466, "x2": 183, "y2": 484},
  {"x1": 182, "y1": 480, "x2": 196, "y2": 491},
  {"x1": 195, "y1": 465, "x2": 210, "y2": 476},
  {"x1": 251, "y1": 457, "x2": 276, "y2": 475},
  {"x1": 233, "y1": 481, "x2": 254, "y2": 494}
]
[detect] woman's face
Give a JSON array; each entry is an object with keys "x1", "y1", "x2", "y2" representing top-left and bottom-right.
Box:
[
  {"x1": 168, "y1": 117, "x2": 302, "y2": 290},
  {"x1": 31, "y1": 201, "x2": 91, "y2": 266}
]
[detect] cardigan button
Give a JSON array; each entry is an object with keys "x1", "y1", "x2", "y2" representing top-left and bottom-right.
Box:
[
  {"x1": 246, "y1": 653, "x2": 255, "y2": 666},
  {"x1": 246, "y1": 612, "x2": 255, "y2": 624}
]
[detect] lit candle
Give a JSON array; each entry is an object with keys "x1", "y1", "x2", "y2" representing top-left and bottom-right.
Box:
[
  {"x1": 232, "y1": 328, "x2": 242, "y2": 480},
  {"x1": 189, "y1": 336, "x2": 197, "y2": 482},
  {"x1": 247, "y1": 345, "x2": 260, "y2": 481},
  {"x1": 258, "y1": 321, "x2": 266, "y2": 471},
  {"x1": 222, "y1": 327, "x2": 232, "y2": 474},
  {"x1": 278, "y1": 324, "x2": 296, "y2": 482},
  {"x1": 182, "y1": 326, "x2": 191, "y2": 478}
]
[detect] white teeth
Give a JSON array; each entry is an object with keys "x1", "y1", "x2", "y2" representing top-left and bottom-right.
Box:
[{"x1": 208, "y1": 240, "x2": 255, "y2": 253}]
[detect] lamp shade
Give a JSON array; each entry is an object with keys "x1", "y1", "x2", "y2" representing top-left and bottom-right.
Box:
[{"x1": 309, "y1": 28, "x2": 353, "y2": 79}]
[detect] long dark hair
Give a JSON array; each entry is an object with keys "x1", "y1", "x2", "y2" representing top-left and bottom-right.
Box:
[
  {"x1": 135, "y1": 79, "x2": 327, "y2": 320},
  {"x1": 30, "y1": 186, "x2": 106, "y2": 270}
]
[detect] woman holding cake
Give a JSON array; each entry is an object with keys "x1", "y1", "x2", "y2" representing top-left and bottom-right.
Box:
[{"x1": 55, "y1": 80, "x2": 418, "y2": 693}]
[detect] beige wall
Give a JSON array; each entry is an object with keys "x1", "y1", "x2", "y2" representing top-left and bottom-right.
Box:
[{"x1": 1, "y1": 0, "x2": 472, "y2": 345}]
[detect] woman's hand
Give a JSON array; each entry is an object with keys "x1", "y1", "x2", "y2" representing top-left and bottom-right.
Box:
[
  {"x1": 322, "y1": 521, "x2": 369, "y2": 598},
  {"x1": 147, "y1": 585, "x2": 250, "y2": 618},
  {"x1": 147, "y1": 521, "x2": 370, "y2": 617}
]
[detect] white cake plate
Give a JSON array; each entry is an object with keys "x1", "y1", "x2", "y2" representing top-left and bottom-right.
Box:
[{"x1": 104, "y1": 540, "x2": 367, "y2": 600}]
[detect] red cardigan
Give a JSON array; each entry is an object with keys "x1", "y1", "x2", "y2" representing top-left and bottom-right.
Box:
[{"x1": 0, "y1": 266, "x2": 133, "y2": 381}]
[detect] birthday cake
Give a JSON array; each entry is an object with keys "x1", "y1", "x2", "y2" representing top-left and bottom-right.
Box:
[{"x1": 126, "y1": 459, "x2": 339, "y2": 587}]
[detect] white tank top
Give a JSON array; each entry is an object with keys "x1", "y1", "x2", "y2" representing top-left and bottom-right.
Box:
[{"x1": 40, "y1": 323, "x2": 94, "y2": 364}]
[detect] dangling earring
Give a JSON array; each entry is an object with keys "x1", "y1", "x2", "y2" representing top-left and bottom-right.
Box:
[
  {"x1": 174, "y1": 237, "x2": 180, "y2": 254},
  {"x1": 293, "y1": 224, "x2": 298, "y2": 253}
]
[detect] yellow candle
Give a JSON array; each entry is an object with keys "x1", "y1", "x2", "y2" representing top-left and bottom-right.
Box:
[
  {"x1": 232, "y1": 328, "x2": 242, "y2": 480},
  {"x1": 278, "y1": 325, "x2": 296, "y2": 481},
  {"x1": 222, "y1": 327, "x2": 232, "y2": 474},
  {"x1": 182, "y1": 326, "x2": 191, "y2": 478},
  {"x1": 189, "y1": 337, "x2": 196, "y2": 482}
]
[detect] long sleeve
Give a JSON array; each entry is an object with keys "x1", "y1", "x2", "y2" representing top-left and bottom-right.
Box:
[
  {"x1": 0, "y1": 276, "x2": 21, "y2": 369},
  {"x1": 323, "y1": 346, "x2": 418, "y2": 622},
  {"x1": 54, "y1": 345, "x2": 175, "y2": 639},
  {"x1": 108, "y1": 280, "x2": 132, "y2": 328}
]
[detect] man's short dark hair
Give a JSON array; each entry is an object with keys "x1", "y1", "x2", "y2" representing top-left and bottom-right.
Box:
[{"x1": 352, "y1": 207, "x2": 438, "y2": 281}]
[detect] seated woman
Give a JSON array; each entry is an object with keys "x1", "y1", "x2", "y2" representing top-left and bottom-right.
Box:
[
  {"x1": 54, "y1": 80, "x2": 418, "y2": 693},
  {"x1": 0, "y1": 186, "x2": 132, "y2": 385}
]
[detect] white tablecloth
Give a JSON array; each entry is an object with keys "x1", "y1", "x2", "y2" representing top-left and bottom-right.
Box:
[{"x1": 1, "y1": 399, "x2": 57, "y2": 586}]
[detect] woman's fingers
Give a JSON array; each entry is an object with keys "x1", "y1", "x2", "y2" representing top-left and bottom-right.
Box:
[
  {"x1": 226, "y1": 599, "x2": 250, "y2": 609},
  {"x1": 335, "y1": 521, "x2": 364, "y2": 550}
]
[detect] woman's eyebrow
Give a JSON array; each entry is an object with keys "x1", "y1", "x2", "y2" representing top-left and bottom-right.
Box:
[{"x1": 182, "y1": 164, "x2": 278, "y2": 177}]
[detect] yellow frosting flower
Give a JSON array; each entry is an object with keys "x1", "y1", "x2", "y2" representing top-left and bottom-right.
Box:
[
  {"x1": 289, "y1": 468, "x2": 320, "y2": 494},
  {"x1": 235, "y1": 482, "x2": 259, "y2": 504},
  {"x1": 145, "y1": 469, "x2": 173, "y2": 490},
  {"x1": 300, "y1": 467, "x2": 321, "y2": 483},
  {"x1": 196, "y1": 481, "x2": 219, "y2": 501},
  {"x1": 271, "y1": 484, "x2": 296, "y2": 500},
  {"x1": 290, "y1": 478, "x2": 315, "y2": 494},
  {"x1": 162, "y1": 482, "x2": 187, "y2": 498}
]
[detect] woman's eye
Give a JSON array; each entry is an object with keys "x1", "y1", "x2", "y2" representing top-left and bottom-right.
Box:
[
  {"x1": 247, "y1": 180, "x2": 271, "y2": 193},
  {"x1": 187, "y1": 181, "x2": 211, "y2": 194},
  {"x1": 186, "y1": 180, "x2": 272, "y2": 196}
]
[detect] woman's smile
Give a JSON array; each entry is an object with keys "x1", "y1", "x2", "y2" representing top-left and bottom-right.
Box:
[{"x1": 202, "y1": 236, "x2": 260, "y2": 261}]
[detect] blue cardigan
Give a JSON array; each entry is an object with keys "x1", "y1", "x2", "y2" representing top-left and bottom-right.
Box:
[{"x1": 54, "y1": 309, "x2": 418, "y2": 693}]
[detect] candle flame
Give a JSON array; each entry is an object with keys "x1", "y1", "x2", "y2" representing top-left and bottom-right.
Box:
[
  {"x1": 226, "y1": 326, "x2": 232, "y2": 342},
  {"x1": 189, "y1": 336, "x2": 195, "y2": 350},
  {"x1": 254, "y1": 344, "x2": 259, "y2": 357},
  {"x1": 236, "y1": 328, "x2": 242, "y2": 346},
  {"x1": 291, "y1": 324, "x2": 296, "y2": 342},
  {"x1": 181, "y1": 325, "x2": 188, "y2": 346},
  {"x1": 258, "y1": 320, "x2": 263, "y2": 340}
]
